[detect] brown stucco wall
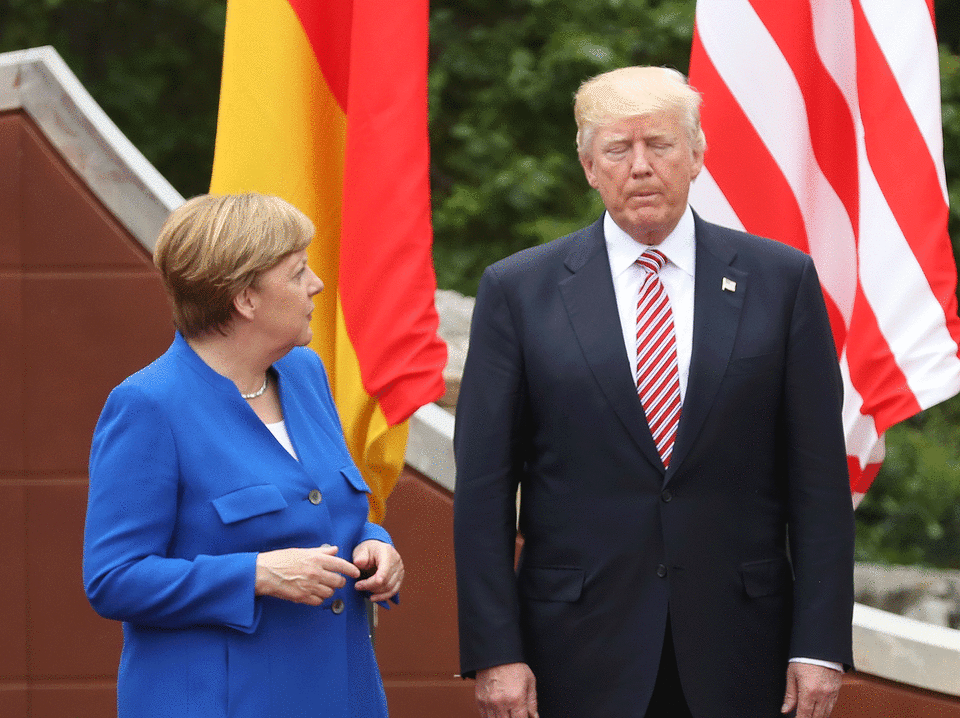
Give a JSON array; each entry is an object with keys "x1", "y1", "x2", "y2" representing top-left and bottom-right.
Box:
[
  {"x1": 379, "y1": 469, "x2": 475, "y2": 715},
  {"x1": 0, "y1": 109, "x2": 173, "y2": 716}
]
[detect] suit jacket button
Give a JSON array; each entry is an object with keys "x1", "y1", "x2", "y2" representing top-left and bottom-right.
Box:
[
  {"x1": 308, "y1": 489, "x2": 322, "y2": 505},
  {"x1": 661, "y1": 490, "x2": 672, "y2": 503},
  {"x1": 657, "y1": 564, "x2": 667, "y2": 578},
  {"x1": 331, "y1": 599, "x2": 345, "y2": 614}
]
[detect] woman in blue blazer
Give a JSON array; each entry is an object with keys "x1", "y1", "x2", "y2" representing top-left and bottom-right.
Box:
[{"x1": 84, "y1": 193, "x2": 403, "y2": 718}]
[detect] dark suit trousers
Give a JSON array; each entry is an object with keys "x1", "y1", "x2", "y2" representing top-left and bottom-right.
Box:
[{"x1": 645, "y1": 616, "x2": 694, "y2": 718}]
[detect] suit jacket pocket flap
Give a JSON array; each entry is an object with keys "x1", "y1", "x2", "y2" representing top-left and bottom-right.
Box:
[
  {"x1": 519, "y1": 566, "x2": 584, "y2": 602},
  {"x1": 213, "y1": 484, "x2": 288, "y2": 525},
  {"x1": 340, "y1": 465, "x2": 371, "y2": 493},
  {"x1": 725, "y1": 351, "x2": 780, "y2": 376},
  {"x1": 740, "y1": 557, "x2": 792, "y2": 598}
]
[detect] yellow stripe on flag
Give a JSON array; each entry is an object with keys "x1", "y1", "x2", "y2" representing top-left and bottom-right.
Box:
[
  {"x1": 211, "y1": 0, "x2": 342, "y2": 349},
  {"x1": 331, "y1": 300, "x2": 411, "y2": 522},
  {"x1": 210, "y1": 0, "x2": 405, "y2": 522}
]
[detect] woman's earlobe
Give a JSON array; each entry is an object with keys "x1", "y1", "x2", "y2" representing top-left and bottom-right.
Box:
[{"x1": 233, "y1": 287, "x2": 257, "y2": 320}]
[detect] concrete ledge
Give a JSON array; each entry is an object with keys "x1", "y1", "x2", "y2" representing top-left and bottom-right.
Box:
[
  {"x1": 0, "y1": 46, "x2": 184, "y2": 249},
  {"x1": 405, "y1": 402, "x2": 456, "y2": 494},
  {"x1": 853, "y1": 603, "x2": 960, "y2": 695}
]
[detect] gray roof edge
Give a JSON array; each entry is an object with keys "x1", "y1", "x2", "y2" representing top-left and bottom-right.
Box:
[
  {"x1": 0, "y1": 46, "x2": 185, "y2": 251},
  {"x1": 853, "y1": 603, "x2": 960, "y2": 695},
  {"x1": 0, "y1": 46, "x2": 462, "y2": 490},
  {"x1": 0, "y1": 45, "x2": 462, "y2": 492},
  {"x1": 406, "y1": 403, "x2": 456, "y2": 493}
]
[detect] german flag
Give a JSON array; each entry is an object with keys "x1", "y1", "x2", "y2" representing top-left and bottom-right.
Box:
[{"x1": 209, "y1": 0, "x2": 447, "y2": 522}]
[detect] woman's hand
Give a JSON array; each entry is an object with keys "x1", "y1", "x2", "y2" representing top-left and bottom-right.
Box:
[
  {"x1": 255, "y1": 545, "x2": 361, "y2": 606},
  {"x1": 352, "y1": 540, "x2": 404, "y2": 603}
]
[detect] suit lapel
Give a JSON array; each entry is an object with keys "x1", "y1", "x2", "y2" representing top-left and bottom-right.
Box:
[
  {"x1": 667, "y1": 215, "x2": 746, "y2": 480},
  {"x1": 558, "y1": 219, "x2": 664, "y2": 470}
]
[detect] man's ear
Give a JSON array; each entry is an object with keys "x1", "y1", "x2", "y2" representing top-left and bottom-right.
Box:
[
  {"x1": 580, "y1": 152, "x2": 600, "y2": 190},
  {"x1": 690, "y1": 145, "x2": 705, "y2": 181},
  {"x1": 233, "y1": 286, "x2": 257, "y2": 322}
]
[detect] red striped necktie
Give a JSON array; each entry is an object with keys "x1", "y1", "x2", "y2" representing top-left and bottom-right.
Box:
[{"x1": 635, "y1": 249, "x2": 682, "y2": 468}]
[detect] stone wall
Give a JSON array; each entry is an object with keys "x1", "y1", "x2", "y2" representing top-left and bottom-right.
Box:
[{"x1": 856, "y1": 563, "x2": 960, "y2": 630}]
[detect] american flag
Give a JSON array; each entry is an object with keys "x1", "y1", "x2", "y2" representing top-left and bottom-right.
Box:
[{"x1": 688, "y1": 0, "x2": 960, "y2": 502}]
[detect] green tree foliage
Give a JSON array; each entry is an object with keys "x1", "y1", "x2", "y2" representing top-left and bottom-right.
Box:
[
  {"x1": 429, "y1": 0, "x2": 695, "y2": 294},
  {"x1": 856, "y1": 394, "x2": 960, "y2": 569},
  {"x1": 3, "y1": 0, "x2": 960, "y2": 568},
  {"x1": 0, "y1": 0, "x2": 226, "y2": 198}
]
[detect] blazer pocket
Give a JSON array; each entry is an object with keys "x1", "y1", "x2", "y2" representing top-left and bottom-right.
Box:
[
  {"x1": 340, "y1": 465, "x2": 371, "y2": 493},
  {"x1": 725, "y1": 352, "x2": 780, "y2": 377},
  {"x1": 518, "y1": 566, "x2": 585, "y2": 602},
  {"x1": 740, "y1": 557, "x2": 793, "y2": 598},
  {"x1": 213, "y1": 484, "x2": 288, "y2": 525}
]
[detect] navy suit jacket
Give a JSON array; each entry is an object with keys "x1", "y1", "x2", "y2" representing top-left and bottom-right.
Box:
[{"x1": 453, "y1": 213, "x2": 855, "y2": 718}]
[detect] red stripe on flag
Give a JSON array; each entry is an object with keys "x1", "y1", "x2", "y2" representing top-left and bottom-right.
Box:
[
  {"x1": 748, "y1": 0, "x2": 860, "y2": 237},
  {"x1": 744, "y1": 0, "x2": 923, "y2": 432},
  {"x1": 852, "y1": 1, "x2": 960, "y2": 343},
  {"x1": 849, "y1": 456, "x2": 882, "y2": 494},
  {"x1": 690, "y1": 33, "x2": 848, "y2": 351},
  {"x1": 690, "y1": 35, "x2": 810, "y2": 256},
  {"x1": 846, "y1": 288, "x2": 922, "y2": 432},
  {"x1": 338, "y1": 0, "x2": 445, "y2": 424},
  {"x1": 287, "y1": 0, "x2": 352, "y2": 110},
  {"x1": 275, "y1": 0, "x2": 446, "y2": 424}
]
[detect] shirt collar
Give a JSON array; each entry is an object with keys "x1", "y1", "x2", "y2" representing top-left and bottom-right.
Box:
[{"x1": 604, "y1": 206, "x2": 696, "y2": 279}]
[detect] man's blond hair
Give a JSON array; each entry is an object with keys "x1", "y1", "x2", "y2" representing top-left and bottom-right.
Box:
[{"x1": 574, "y1": 66, "x2": 706, "y2": 158}]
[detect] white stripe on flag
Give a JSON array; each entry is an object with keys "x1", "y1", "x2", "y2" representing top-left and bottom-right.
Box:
[
  {"x1": 696, "y1": 0, "x2": 858, "y2": 323},
  {"x1": 860, "y1": 0, "x2": 948, "y2": 199}
]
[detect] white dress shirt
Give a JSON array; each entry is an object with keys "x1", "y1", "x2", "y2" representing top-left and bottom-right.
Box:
[{"x1": 605, "y1": 206, "x2": 696, "y2": 403}]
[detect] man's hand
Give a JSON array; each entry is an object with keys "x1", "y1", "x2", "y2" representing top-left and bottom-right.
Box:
[
  {"x1": 475, "y1": 662, "x2": 538, "y2": 718},
  {"x1": 782, "y1": 662, "x2": 843, "y2": 718}
]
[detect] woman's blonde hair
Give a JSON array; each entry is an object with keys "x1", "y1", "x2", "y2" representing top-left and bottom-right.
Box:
[
  {"x1": 153, "y1": 193, "x2": 315, "y2": 337},
  {"x1": 574, "y1": 66, "x2": 706, "y2": 158}
]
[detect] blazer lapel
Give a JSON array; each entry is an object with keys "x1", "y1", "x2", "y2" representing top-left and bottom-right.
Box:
[
  {"x1": 558, "y1": 219, "x2": 664, "y2": 470},
  {"x1": 667, "y1": 215, "x2": 746, "y2": 479},
  {"x1": 665, "y1": 213, "x2": 749, "y2": 481}
]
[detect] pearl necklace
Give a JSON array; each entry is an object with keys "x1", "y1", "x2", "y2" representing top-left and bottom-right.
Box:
[{"x1": 240, "y1": 376, "x2": 268, "y2": 400}]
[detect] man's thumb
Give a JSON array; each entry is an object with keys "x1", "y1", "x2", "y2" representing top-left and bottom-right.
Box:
[{"x1": 782, "y1": 673, "x2": 797, "y2": 714}]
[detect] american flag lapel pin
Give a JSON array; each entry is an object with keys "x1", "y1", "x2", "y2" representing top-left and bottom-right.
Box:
[{"x1": 722, "y1": 277, "x2": 737, "y2": 292}]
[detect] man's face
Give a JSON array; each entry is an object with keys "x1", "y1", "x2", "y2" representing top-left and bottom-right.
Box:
[{"x1": 580, "y1": 111, "x2": 703, "y2": 246}]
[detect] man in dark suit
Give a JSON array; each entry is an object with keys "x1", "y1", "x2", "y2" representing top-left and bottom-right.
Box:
[{"x1": 453, "y1": 66, "x2": 855, "y2": 718}]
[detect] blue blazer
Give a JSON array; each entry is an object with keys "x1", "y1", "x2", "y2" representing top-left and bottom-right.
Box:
[
  {"x1": 84, "y1": 334, "x2": 392, "y2": 718},
  {"x1": 453, "y1": 213, "x2": 855, "y2": 718}
]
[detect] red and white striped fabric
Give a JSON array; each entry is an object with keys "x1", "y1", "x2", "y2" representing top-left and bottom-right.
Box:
[
  {"x1": 635, "y1": 250, "x2": 682, "y2": 467},
  {"x1": 688, "y1": 0, "x2": 960, "y2": 502}
]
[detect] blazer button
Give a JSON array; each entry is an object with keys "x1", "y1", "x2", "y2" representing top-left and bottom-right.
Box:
[
  {"x1": 331, "y1": 599, "x2": 345, "y2": 614},
  {"x1": 308, "y1": 489, "x2": 322, "y2": 505},
  {"x1": 661, "y1": 489, "x2": 672, "y2": 503},
  {"x1": 657, "y1": 564, "x2": 667, "y2": 578}
]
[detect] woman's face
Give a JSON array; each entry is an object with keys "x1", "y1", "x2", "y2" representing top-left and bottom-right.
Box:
[{"x1": 249, "y1": 249, "x2": 323, "y2": 350}]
